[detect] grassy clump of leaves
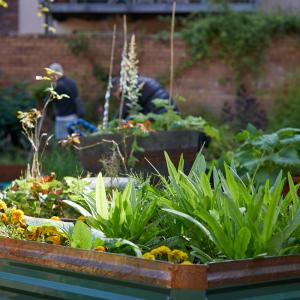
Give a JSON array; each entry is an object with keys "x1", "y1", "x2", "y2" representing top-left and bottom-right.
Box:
[
  {"x1": 64, "y1": 173, "x2": 161, "y2": 248},
  {"x1": 157, "y1": 152, "x2": 300, "y2": 262}
]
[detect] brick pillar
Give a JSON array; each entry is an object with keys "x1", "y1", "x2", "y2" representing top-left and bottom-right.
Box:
[{"x1": 0, "y1": 0, "x2": 19, "y2": 35}]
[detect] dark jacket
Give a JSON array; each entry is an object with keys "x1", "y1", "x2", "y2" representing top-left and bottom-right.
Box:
[
  {"x1": 54, "y1": 76, "x2": 83, "y2": 117},
  {"x1": 122, "y1": 76, "x2": 178, "y2": 118}
]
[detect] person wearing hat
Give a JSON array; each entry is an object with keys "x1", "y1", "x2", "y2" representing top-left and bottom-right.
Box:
[{"x1": 48, "y1": 63, "x2": 84, "y2": 140}]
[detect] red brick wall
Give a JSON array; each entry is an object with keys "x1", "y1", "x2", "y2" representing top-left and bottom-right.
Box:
[
  {"x1": 0, "y1": 34, "x2": 299, "y2": 117},
  {"x1": 0, "y1": 1, "x2": 18, "y2": 35}
]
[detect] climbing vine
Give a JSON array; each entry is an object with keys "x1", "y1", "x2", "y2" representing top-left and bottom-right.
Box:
[{"x1": 182, "y1": 12, "x2": 300, "y2": 81}]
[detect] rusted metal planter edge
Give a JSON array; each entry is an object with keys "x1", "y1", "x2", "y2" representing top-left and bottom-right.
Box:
[
  {"x1": 0, "y1": 238, "x2": 207, "y2": 290},
  {"x1": 1, "y1": 238, "x2": 300, "y2": 291}
]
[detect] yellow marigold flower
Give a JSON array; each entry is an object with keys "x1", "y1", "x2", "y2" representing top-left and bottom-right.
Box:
[
  {"x1": 10, "y1": 208, "x2": 25, "y2": 225},
  {"x1": 181, "y1": 261, "x2": 192, "y2": 265},
  {"x1": 0, "y1": 200, "x2": 7, "y2": 211},
  {"x1": 168, "y1": 249, "x2": 188, "y2": 264},
  {"x1": 77, "y1": 216, "x2": 86, "y2": 222},
  {"x1": 95, "y1": 246, "x2": 106, "y2": 252},
  {"x1": 150, "y1": 246, "x2": 171, "y2": 257},
  {"x1": 51, "y1": 216, "x2": 61, "y2": 221},
  {"x1": 1, "y1": 213, "x2": 7, "y2": 224},
  {"x1": 46, "y1": 235, "x2": 61, "y2": 245},
  {"x1": 40, "y1": 226, "x2": 59, "y2": 236},
  {"x1": 143, "y1": 253, "x2": 155, "y2": 260}
]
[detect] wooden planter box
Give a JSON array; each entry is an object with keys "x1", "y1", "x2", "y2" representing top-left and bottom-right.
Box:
[
  {"x1": 80, "y1": 130, "x2": 209, "y2": 176},
  {"x1": 0, "y1": 238, "x2": 300, "y2": 299},
  {"x1": 0, "y1": 164, "x2": 26, "y2": 182}
]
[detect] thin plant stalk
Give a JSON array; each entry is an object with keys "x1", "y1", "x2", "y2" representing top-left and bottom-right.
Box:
[
  {"x1": 118, "y1": 15, "x2": 128, "y2": 126},
  {"x1": 169, "y1": 1, "x2": 176, "y2": 105},
  {"x1": 103, "y1": 24, "x2": 117, "y2": 129}
]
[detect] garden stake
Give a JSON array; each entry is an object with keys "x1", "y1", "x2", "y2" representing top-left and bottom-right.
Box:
[
  {"x1": 169, "y1": 1, "x2": 176, "y2": 105},
  {"x1": 118, "y1": 15, "x2": 128, "y2": 127},
  {"x1": 103, "y1": 24, "x2": 117, "y2": 129}
]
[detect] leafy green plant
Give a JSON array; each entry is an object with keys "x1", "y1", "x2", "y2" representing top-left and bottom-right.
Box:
[
  {"x1": 234, "y1": 125, "x2": 300, "y2": 183},
  {"x1": 26, "y1": 217, "x2": 142, "y2": 256},
  {"x1": 131, "y1": 99, "x2": 219, "y2": 137},
  {"x1": 64, "y1": 173, "x2": 160, "y2": 246},
  {"x1": 1, "y1": 174, "x2": 91, "y2": 218},
  {"x1": 158, "y1": 152, "x2": 300, "y2": 262},
  {"x1": 69, "y1": 220, "x2": 142, "y2": 256}
]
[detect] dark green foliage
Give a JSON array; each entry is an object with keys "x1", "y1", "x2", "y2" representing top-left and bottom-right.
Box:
[
  {"x1": 272, "y1": 72, "x2": 300, "y2": 130},
  {"x1": 66, "y1": 32, "x2": 90, "y2": 56},
  {"x1": 182, "y1": 12, "x2": 300, "y2": 80},
  {"x1": 41, "y1": 143, "x2": 83, "y2": 180},
  {"x1": 0, "y1": 83, "x2": 35, "y2": 154},
  {"x1": 92, "y1": 63, "x2": 108, "y2": 84}
]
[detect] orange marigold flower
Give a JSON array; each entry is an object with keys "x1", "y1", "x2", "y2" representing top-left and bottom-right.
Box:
[
  {"x1": 95, "y1": 246, "x2": 106, "y2": 252},
  {"x1": 43, "y1": 173, "x2": 55, "y2": 183},
  {"x1": 11, "y1": 184, "x2": 19, "y2": 191},
  {"x1": 30, "y1": 228, "x2": 40, "y2": 241},
  {"x1": 0, "y1": 200, "x2": 7, "y2": 211},
  {"x1": 1, "y1": 213, "x2": 8, "y2": 224},
  {"x1": 41, "y1": 188, "x2": 49, "y2": 194},
  {"x1": 10, "y1": 208, "x2": 25, "y2": 225},
  {"x1": 46, "y1": 235, "x2": 61, "y2": 245},
  {"x1": 51, "y1": 216, "x2": 61, "y2": 221}
]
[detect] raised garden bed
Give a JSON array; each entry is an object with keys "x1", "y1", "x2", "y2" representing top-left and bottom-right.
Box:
[
  {"x1": 0, "y1": 238, "x2": 300, "y2": 299},
  {"x1": 80, "y1": 130, "x2": 209, "y2": 176}
]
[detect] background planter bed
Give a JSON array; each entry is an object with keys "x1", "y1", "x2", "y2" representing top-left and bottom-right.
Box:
[
  {"x1": 80, "y1": 130, "x2": 209, "y2": 176},
  {"x1": 0, "y1": 164, "x2": 26, "y2": 182},
  {"x1": 0, "y1": 238, "x2": 300, "y2": 299}
]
